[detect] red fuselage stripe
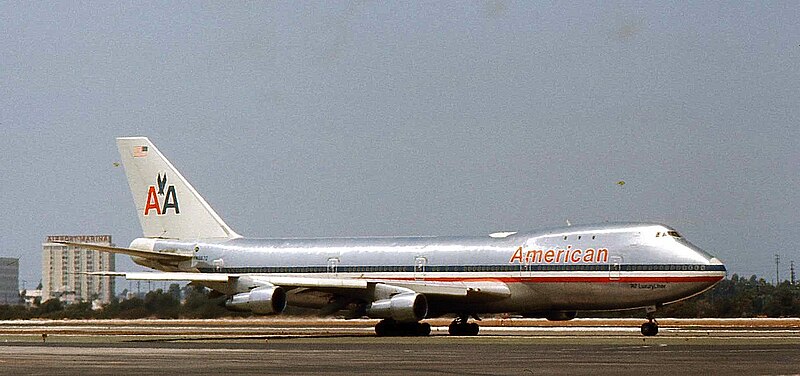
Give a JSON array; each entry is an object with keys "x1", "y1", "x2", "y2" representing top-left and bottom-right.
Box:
[{"x1": 380, "y1": 276, "x2": 725, "y2": 283}]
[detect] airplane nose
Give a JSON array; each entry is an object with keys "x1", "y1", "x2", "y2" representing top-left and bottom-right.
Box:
[
  {"x1": 682, "y1": 240, "x2": 719, "y2": 265},
  {"x1": 682, "y1": 241, "x2": 727, "y2": 274},
  {"x1": 710, "y1": 257, "x2": 727, "y2": 273}
]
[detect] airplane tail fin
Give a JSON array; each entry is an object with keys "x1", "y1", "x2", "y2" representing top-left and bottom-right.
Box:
[{"x1": 116, "y1": 137, "x2": 240, "y2": 240}]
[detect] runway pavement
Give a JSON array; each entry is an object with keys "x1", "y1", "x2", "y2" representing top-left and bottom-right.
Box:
[{"x1": 0, "y1": 319, "x2": 798, "y2": 375}]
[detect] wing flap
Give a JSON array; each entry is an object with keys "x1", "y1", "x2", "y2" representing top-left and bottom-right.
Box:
[
  {"x1": 89, "y1": 271, "x2": 368, "y2": 289},
  {"x1": 53, "y1": 241, "x2": 193, "y2": 261},
  {"x1": 88, "y1": 271, "x2": 231, "y2": 282},
  {"x1": 250, "y1": 276, "x2": 369, "y2": 289},
  {"x1": 384, "y1": 280, "x2": 511, "y2": 299}
]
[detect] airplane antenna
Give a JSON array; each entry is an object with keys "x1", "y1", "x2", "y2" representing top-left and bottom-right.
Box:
[{"x1": 566, "y1": 220, "x2": 572, "y2": 226}]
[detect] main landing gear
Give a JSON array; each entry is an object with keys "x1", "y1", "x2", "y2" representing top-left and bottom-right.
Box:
[
  {"x1": 374, "y1": 319, "x2": 431, "y2": 337},
  {"x1": 640, "y1": 306, "x2": 659, "y2": 336},
  {"x1": 448, "y1": 315, "x2": 480, "y2": 336}
]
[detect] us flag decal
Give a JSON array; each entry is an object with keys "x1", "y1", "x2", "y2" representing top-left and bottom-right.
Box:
[{"x1": 133, "y1": 145, "x2": 148, "y2": 158}]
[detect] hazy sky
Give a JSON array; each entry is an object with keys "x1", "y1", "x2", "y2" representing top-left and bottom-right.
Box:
[{"x1": 1, "y1": 2, "x2": 798, "y2": 288}]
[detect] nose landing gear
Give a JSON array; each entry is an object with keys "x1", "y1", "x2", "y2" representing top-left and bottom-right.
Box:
[{"x1": 640, "y1": 306, "x2": 659, "y2": 336}]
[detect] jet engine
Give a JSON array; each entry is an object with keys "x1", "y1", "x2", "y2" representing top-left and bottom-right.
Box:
[
  {"x1": 365, "y1": 293, "x2": 428, "y2": 322},
  {"x1": 225, "y1": 285, "x2": 287, "y2": 314}
]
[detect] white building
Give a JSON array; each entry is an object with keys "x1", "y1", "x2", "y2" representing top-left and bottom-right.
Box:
[{"x1": 42, "y1": 235, "x2": 115, "y2": 304}]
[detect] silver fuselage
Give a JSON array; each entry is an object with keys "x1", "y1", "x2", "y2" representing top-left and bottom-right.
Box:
[{"x1": 135, "y1": 222, "x2": 725, "y2": 316}]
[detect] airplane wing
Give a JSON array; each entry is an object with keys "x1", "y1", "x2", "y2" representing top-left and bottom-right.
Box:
[
  {"x1": 89, "y1": 271, "x2": 509, "y2": 299},
  {"x1": 91, "y1": 271, "x2": 368, "y2": 289},
  {"x1": 52, "y1": 241, "x2": 192, "y2": 261},
  {"x1": 381, "y1": 280, "x2": 511, "y2": 299},
  {"x1": 88, "y1": 271, "x2": 232, "y2": 282}
]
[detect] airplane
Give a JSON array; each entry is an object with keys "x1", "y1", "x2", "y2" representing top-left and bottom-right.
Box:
[{"x1": 57, "y1": 137, "x2": 727, "y2": 336}]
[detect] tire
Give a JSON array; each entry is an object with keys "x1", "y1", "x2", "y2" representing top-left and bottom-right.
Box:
[
  {"x1": 375, "y1": 320, "x2": 389, "y2": 336},
  {"x1": 640, "y1": 322, "x2": 658, "y2": 336},
  {"x1": 467, "y1": 323, "x2": 480, "y2": 336},
  {"x1": 449, "y1": 322, "x2": 479, "y2": 336},
  {"x1": 417, "y1": 322, "x2": 431, "y2": 336},
  {"x1": 449, "y1": 322, "x2": 462, "y2": 336}
]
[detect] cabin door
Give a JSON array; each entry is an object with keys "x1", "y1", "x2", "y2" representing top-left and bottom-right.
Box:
[
  {"x1": 414, "y1": 256, "x2": 427, "y2": 281},
  {"x1": 327, "y1": 257, "x2": 340, "y2": 275},
  {"x1": 609, "y1": 256, "x2": 622, "y2": 281}
]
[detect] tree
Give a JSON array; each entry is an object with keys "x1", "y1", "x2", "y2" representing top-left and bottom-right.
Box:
[
  {"x1": 180, "y1": 285, "x2": 234, "y2": 319},
  {"x1": 36, "y1": 299, "x2": 64, "y2": 318},
  {"x1": 144, "y1": 289, "x2": 180, "y2": 318},
  {"x1": 168, "y1": 283, "x2": 182, "y2": 301}
]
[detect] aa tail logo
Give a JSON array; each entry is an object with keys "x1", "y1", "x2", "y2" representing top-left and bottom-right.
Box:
[{"x1": 144, "y1": 173, "x2": 180, "y2": 216}]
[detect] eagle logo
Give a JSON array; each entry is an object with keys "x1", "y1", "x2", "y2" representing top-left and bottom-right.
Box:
[{"x1": 157, "y1": 173, "x2": 168, "y2": 195}]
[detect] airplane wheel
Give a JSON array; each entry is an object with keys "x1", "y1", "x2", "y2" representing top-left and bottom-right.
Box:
[
  {"x1": 449, "y1": 322, "x2": 463, "y2": 336},
  {"x1": 467, "y1": 322, "x2": 480, "y2": 336},
  {"x1": 376, "y1": 320, "x2": 430, "y2": 337},
  {"x1": 416, "y1": 322, "x2": 431, "y2": 336},
  {"x1": 448, "y1": 322, "x2": 479, "y2": 336},
  {"x1": 375, "y1": 320, "x2": 390, "y2": 336},
  {"x1": 641, "y1": 322, "x2": 658, "y2": 336}
]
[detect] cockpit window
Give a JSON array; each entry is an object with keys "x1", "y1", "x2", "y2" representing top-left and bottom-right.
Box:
[{"x1": 656, "y1": 231, "x2": 682, "y2": 238}]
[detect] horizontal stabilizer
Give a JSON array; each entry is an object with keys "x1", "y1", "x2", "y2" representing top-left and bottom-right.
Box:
[{"x1": 53, "y1": 241, "x2": 193, "y2": 261}]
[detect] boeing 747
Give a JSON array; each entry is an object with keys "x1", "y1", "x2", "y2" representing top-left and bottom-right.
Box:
[{"x1": 59, "y1": 137, "x2": 726, "y2": 336}]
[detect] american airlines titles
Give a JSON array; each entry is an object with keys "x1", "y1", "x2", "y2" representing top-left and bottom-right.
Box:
[
  {"x1": 509, "y1": 246, "x2": 608, "y2": 264},
  {"x1": 144, "y1": 173, "x2": 180, "y2": 216}
]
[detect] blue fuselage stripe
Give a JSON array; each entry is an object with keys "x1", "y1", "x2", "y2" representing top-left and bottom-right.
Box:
[{"x1": 198, "y1": 264, "x2": 727, "y2": 274}]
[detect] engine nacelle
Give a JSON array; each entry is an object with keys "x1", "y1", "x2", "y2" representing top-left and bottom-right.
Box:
[
  {"x1": 225, "y1": 285, "x2": 287, "y2": 314},
  {"x1": 365, "y1": 293, "x2": 428, "y2": 322}
]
